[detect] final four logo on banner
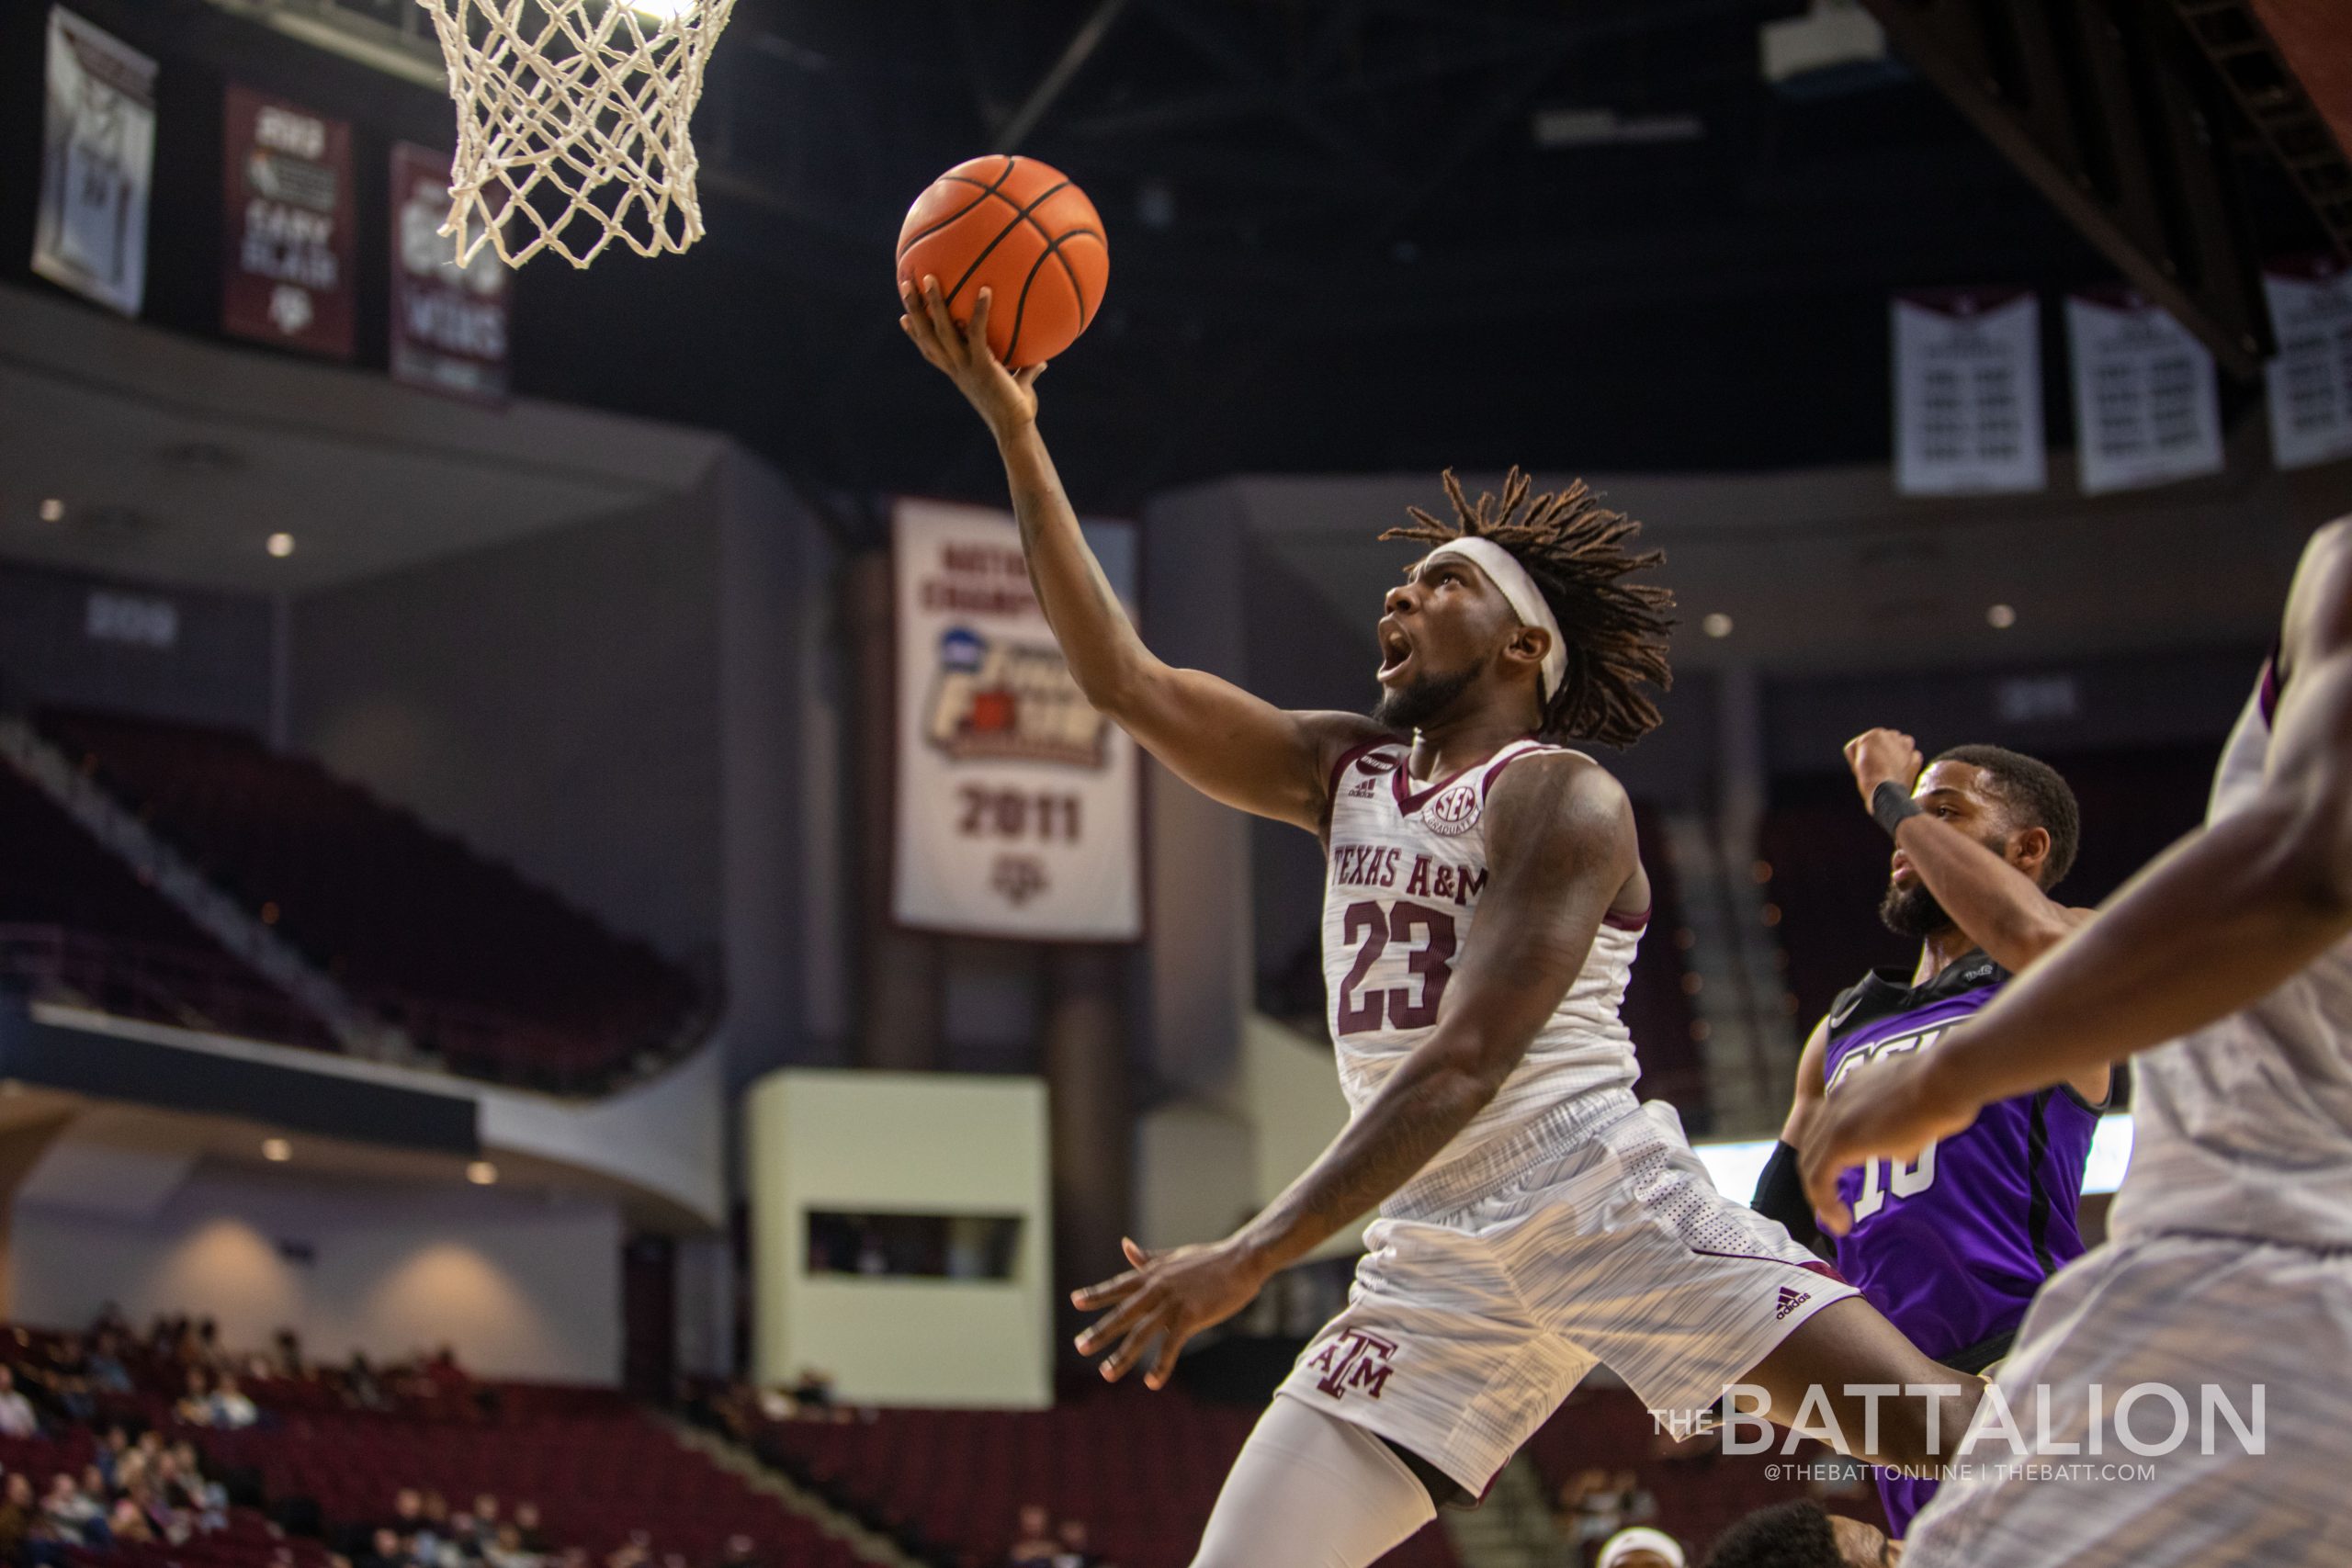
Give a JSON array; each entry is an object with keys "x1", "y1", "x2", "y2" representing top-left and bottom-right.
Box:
[{"x1": 891, "y1": 500, "x2": 1143, "y2": 942}]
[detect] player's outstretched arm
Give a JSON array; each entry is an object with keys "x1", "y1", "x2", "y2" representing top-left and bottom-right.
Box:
[
  {"x1": 1844, "y1": 727, "x2": 2107, "y2": 1105},
  {"x1": 1069, "y1": 755, "x2": 1637, "y2": 1386},
  {"x1": 1844, "y1": 728, "x2": 2091, "y2": 972},
  {"x1": 1802, "y1": 519, "x2": 2352, "y2": 1231},
  {"x1": 900, "y1": 276, "x2": 1380, "y2": 830}
]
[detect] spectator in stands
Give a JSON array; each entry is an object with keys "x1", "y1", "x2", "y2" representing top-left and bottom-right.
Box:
[
  {"x1": 1596, "y1": 1528, "x2": 1686, "y2": 1568},
  {"x1": 715, "y1": 1533, "x2": 757, "y2": 1568},
  {"x1": 483, "y1": 1523, "x2": 540, "y2": 1568},
  {"x1": 1611, "y1": 1468, "x2": 1661, "y2": 1529},
  {"x1": 1553, "y1": 1469, "x2": 1608, "y2": 1545},
  {"x1": 40, "y1": 1472, "x2": 105, "y2": 1547},
  {"x1": 787, "y1": 1369, "x2": 833, "y2": 1410},
  {"x1": 345, "y1": 1352, "x2": 388, "y2": 1411},
  {"x1": 0, "y1": 1474, "x2": 36, "y2": 1560},
  {"x1": 77, "y1": 1467, "x2": 109, "y2": 1521},
  {"x1": 1700, "y1": 1501, "x2": 1895, "y2": 1568},
  {"x1": 511, "y1": 1503, "x2": 549, "y2": 1554},
  {"x1": 175, "y1": 1368, "x2": 215, "y2": 1424},
  {"x1": 95, "y1": 1427, "x2": 131, "y2": 1489},
  {"x1": 1050, "y1": 1519, "x2": 1103, "y2": 1568},
  {"x1": 274, "y1": 1328, "x2": 306, "y2": 1378},
  {"x1": 1008, "y1": 1505, "x2": 1059, "y2": 1565},
  {"x1": 209, "y1": 1374, "x2": 260, "y2": 1428},
  {"x1": 363, "y1": 1526, "x2": 414, "y2": 1568},
  {"x1": 105, "y1": 1497, "x2": 152, "y2": 1547},
  {"x1": 86, "y1": 1335, "x2": 132, "y2": 1395},
  {"x1": 441, "y1": 1511, "x2": 487, "y2": 1568},
  {"x1": 0, "y1": 1366, "x2": 40, "y2": 1437}
]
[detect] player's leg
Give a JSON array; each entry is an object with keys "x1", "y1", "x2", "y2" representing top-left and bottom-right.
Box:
[
  {"x1": 1903, "y1": 1234, "x2": 2352, "y2": 1568},
  {"x1": 1189, "y1": 1398, "x2": 1436, "y2": 1568},
  {"x1": 1740, "y1": 1295, "x2": 1981, "y2": 1472},
  {"x1": 1507, "y1": 1100, "x2": 1972, "y2": 1473}
]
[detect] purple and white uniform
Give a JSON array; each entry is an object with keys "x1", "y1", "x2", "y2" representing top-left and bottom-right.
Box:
[
  {"x1": 1905, "y1": 659, "x2": 2352, "y2": 1567},
  {"x1": 1823, "y1": 953, "x2": 2101, "y2": 1535}
]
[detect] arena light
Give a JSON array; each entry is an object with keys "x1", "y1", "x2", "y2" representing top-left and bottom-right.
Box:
[
  {"x1": 38, "y1": 499, "x2": 65, "y2": 523},
  {"x1": 1702, "y1": 613, "x2": 1735, "y2": 638},
  {"x1": 266, "y1": 533, "x2": 296, "y2": 558},
  {"x1": 1692, "y1": 1114, "x2": 2134, "y2": 1203},
  {"x1": 467, "y1": 1161, "x2": 499, "y2": 1186},
  {"x1": 262, "y1": 1138, "x2": 293, "y2": 1162},
  {"x1": 1987, "y1": 604, "x2": 2018, "y2": 629}
]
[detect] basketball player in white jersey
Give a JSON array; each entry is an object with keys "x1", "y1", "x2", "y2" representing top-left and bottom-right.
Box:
[
  {"x1": 902, "y1": 279, "x2": 1979, "y2": 1567},
  {"x1": 1802, "y1": 517, "x2": 2352, "y2": 1565}
]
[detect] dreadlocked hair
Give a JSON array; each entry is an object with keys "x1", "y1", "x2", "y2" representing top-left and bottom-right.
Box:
[{"x1": 1380, "y1": 467, "x2": 1675, "y2": 749}]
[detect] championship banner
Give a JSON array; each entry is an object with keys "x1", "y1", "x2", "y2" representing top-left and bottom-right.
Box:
[
  {"x1": 2064, "y1": 288, "x2": 2224, "y2": 495},
  {"x1": 391, "y1": 142, "x2": 512, "y2": 402},
  {"x1": 32, "y1": 8, "x2": 156, "y2": 317},
  {"x1": 891, "y1": 499, "x2": 1143, "y2": 942},
  {"x1": 223, "y1": 85, "x2": 356, "y2": 357},
  {"x1": 1891, "y1": 289, "x2": 2046, "y2": 496},
  {"x1": 2262, "y1": 255, "x2": 2352, "y2": 472}
]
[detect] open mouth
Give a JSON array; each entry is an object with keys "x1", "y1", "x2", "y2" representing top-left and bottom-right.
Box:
[{"x1": 1377, "y1": 621, "x2": 1414, "y2": 682}]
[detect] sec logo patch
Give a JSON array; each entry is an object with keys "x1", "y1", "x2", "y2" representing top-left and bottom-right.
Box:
[{"x1": 1425, "y1": 783, "x2": 1481, "y2": 837}]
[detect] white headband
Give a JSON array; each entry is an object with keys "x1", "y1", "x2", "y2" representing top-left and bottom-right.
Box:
[
  {"x1": 1421, "y1": 537, "x2": 1567, "y2": 706},
  {"x1": 1595, "y1": 1528, "x2": 1686, "y2": 1568}
]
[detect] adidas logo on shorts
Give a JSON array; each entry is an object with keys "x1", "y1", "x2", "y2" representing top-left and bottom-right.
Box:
[{"x1": 1774, "y1": 1286, "x2": 1810, "y2": 1321}]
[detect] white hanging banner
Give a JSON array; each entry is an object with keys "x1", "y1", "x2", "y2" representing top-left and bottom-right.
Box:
[
  {"x1": 32, "y1": 8, "x2": 157, "y2": 316},
  {"x1": 2065, "y1": 288, "x2": 2224, "y2": 495},
  {"x1": 2263, "y1": 254, "x2": 2352, "y2": 472},
  {"x1": 1891, "y1": 289, "x2": 2046, "y2": 496},
  {"x1": 891, "y1": 499, "x2": 1143, "y2": 942}
]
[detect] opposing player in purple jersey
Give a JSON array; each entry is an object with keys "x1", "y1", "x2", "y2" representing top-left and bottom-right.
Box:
[
  {"x1": 1804, "y1": 521, "x2": 2352, "y2": 1565},
  {"x1": 1757, "y1": 734, "x2": 2108, "y2": 1538}
]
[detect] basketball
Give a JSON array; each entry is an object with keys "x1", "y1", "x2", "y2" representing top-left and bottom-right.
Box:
[{"x1": 896, "y1": 155, "x2": 1109, "y2": 367}]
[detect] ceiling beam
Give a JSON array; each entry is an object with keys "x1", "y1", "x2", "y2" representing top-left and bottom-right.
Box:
[{"x1": 995, "y1": 0, "x2": 1131, "y2": 153}]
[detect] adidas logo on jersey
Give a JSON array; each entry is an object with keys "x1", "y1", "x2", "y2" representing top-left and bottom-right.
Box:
[
  {"x1": 1348, "y1": 777, "x2": 1378, "y2": 798},
  {"x1": 1774, "y1": 1286, "x2": 1810, "y2": 1321}
]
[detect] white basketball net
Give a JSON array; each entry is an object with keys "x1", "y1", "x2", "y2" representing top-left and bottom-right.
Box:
[{"x1": 415, "y1": 0, "x2": 737, "y2": 268}]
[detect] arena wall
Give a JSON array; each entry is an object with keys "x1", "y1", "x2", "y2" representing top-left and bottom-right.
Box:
[{"x1": 13, "y1": 1170, "x2": 624, "y2": 1382}]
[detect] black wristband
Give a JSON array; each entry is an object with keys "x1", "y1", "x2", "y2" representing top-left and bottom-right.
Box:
[
  {"x1": 1871, "y1": 780, "x2": 1923, "y2": 839},
  {"x1": 1754, "y1": 1140, "x2": 1826, "y2": 1256}
]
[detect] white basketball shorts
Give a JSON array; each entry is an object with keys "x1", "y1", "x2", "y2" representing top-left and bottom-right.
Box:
[
  {"x1": 1903, "y1": 1231, "x2": 2352, "y2": 1566},
  {"x1": 1273, "y1": 1090, "x2": 1856, "y2": 1494}
]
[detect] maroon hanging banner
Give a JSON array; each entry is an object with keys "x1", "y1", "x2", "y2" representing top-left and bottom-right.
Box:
[
  {"x1": 390, "y1": 141, "x2": 512, "y2": 403},
  {"x1": 222, "y1": 85, "x2": 356, "y2": 358}
]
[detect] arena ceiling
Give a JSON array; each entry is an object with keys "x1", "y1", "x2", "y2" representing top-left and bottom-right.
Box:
[{"x1": 3, "y1": 0, "x2": 2332, "y2": 525}]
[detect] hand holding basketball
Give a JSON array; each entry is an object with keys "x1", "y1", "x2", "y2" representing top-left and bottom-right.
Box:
[
  {"x1": 896, "y1": 155, "x2": 1107, "y2": 368},
  {"x1": 900, "y1": 276, "x2": 1044, "y2": 433}
]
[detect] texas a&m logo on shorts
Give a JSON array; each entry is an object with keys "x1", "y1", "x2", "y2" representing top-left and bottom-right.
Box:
[{"x1": 1306, "y1": 1328, "x2": 1398, "y2": 1402}]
